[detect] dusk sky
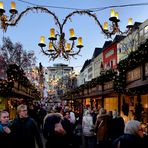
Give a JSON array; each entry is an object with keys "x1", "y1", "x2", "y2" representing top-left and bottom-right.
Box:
[{"x1": 1, "y1": 0, "x2": 148, "y2": 72}]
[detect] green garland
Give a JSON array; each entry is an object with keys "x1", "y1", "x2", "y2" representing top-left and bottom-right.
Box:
[
  {"x1": 64, "y1": 39, "x2": 148, "y2": 97},
  {"x1": 118, "y1": 39, "x2": 148, "y2": 72}
]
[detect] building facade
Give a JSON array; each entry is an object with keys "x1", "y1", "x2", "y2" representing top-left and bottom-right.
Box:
[
  {"x1": 47, "y1": 63, "x2": 73, "y2": 102},
  {"x1": 65, "y1": 19, "x2": 148, "y2": 123}
]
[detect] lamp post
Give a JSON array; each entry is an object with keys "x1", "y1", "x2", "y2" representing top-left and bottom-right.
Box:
[{"x1": 0, "y1": 1, "x2": 134, "y2": 60}]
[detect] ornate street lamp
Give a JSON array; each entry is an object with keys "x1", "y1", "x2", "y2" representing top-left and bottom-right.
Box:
[
  {"x1": 103, "y1": 8, "x2": 134, "y2": 36},
  {"x1": 0, "y1": 1, "x2": 134, "y2": 60},
  {"x1": 38, "y1": 28, "x2": 83, "y2": 60}
]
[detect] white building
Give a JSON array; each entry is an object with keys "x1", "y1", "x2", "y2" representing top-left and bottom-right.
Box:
[
  {"x1": 78, "y1": 48, "x2": 103, "y2": 86},
  {"x1": 47, "y1": 63, "x2": 73, "y2": 101},
  {"x1": 92, "y1": 48, "x2": 103, "y2": 78},
  {"x1": 117, "y1": 19, "x2": 148, "y2": 63}
]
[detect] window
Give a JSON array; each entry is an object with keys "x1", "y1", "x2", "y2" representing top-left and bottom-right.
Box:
[
  {"x1": 144, "y1": 26, "x2": 148, "y2": 40},
  {"x1": 110, "y1": 61, "x2": 113, "y2": 68},
  {"x1": 88, "y1": 74, "x2": 92, "y2": 80},
  {"x1": 118, "y1": 48, "x2": 121, "y2": 53},
  {"x1": 88, "y1": 67, "x2": 92, "y2": 73},
  {"x1": 105, "y1": 49, "x2": 114, "y2": 58},
  {"x1": 94, "y1": 61, "x2": 99, "y2": 66},
  {"x1": 144, "y1": 25, "x2": 148, "y2": 34},
  {"x1": 84, "y1": 78, "x2": 85, "y2": 83},
  {"x1": 134, "y1": 34, "x2": 138, "y2": 46},
  {"x1": 113, "y1": 59, "x2": 116, "y2": 65},
  {"x1": 139, "y1": 29, "x2": 144, "y2": 37}
]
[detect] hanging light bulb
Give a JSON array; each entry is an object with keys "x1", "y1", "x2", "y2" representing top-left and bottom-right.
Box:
[{"x1": 9, "y1": 1, "x2": 18, "y2": 14}]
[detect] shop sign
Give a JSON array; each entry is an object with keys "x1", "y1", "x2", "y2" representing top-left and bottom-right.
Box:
[
  {"x1": 84, "y1": 89, "x2": 88, "y2": 95},
  {"x1": 98, "y1": 85, "x2": 102, "y2": 91},
  {"x1": 90, "y1": 87, "x2": 97, "y2": 92},
  {"x1": 104, "y1": 81, "x2": 113, "y2": 90},
  {"x1": 127, "y1": 67, "x2": 141, "y2": 82}
]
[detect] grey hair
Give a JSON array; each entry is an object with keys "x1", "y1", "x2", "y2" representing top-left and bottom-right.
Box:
[
  {"x1": 83, "y1": 110, "x2": 90, "y2": 116},
  {"x1": 112, "y1": 110, "x2": 118, "y2": 118},
  {"x1": 124, "y1": 120, "x2": 141, "y2": 135},
  {"x1": 0, "y1": 110, "x2": 9, "y2": 118},
  {"x1": 99, "y1": 108, "x2": 106, "y2": 115}
]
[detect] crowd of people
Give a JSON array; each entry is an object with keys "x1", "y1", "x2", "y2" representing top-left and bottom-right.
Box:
[
  {"x1": 0, "y1": 104, "x2": 44, "y2": 148},
  {"x1": 0, "y1": 102, "x2": 148, "y2": 148},
  {"x1": 81, "y1": 107, "x2": 148, "y2": 148}
]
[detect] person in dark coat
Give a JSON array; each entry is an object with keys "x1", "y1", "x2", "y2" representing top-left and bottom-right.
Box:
[
  {"x1": 112, "y1": 120, "x2": 144, "y2": 148},
  {"x1": 95, "y1": 108, "x2": 111, "y2": 148},
  {"x1": 43, "y1": 112, "x2": 66, "y2": 148},
  {"x1": 0, "y1": 110, "x2": 12, "y2": 147},
  {"x1": 38, "y1": 105, "x2": 47, "y2": 130},
  {"x1": 108, "y1": 110, "x2": 125, "y2": 142},
  {"x1": 61, "y1": 111, "x2": 75, "y2": 148},
  {"x1": 11, "y1": 104, "x2": 43, "y2": 148},
  {"x1": 28, "y1": 103, "x2": 39, "y2": 125}
]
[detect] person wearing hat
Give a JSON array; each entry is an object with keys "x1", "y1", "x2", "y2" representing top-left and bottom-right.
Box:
[{"x1": 43, "y1": 112, "x2": 66, "y2": 148}]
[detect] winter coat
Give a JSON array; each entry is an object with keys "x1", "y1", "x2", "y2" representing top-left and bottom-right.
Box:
[
  {"x1": 112, "y1": 134, "x2": 144, "y2": 148},
  {"x1": 82, "y1": 114, "x2": 94, "y2": 137},
  {"x1": 61, "y1": 117, "x2": 75, "y2": 146},
  {"x1": 11, "y1": 117, "x2": 43, "y2": 148},
  {"x1": 95, "y1": 114, "x2": 111, "y2": 141},
  {"x1": 43, "y1": 113, "x2": 67, "y2": 148},
  {"x1": 108, "y1": 116, "x2": 125, "y2": 141},
  {"x1": 0, "y1": 122, "x2": 12, "y2": 147}
]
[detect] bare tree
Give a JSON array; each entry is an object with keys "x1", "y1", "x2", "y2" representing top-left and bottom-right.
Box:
[{"x1": 0, "y1": 37, "x2": 36, "y2": 73}]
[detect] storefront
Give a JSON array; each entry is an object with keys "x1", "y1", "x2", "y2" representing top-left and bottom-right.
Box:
[
  {"x1": 104, "y1": 97, "x2": 118, "y2": 111},
  {"x1": 0, "y1": 96, "x2": 7, "y2": 111}
]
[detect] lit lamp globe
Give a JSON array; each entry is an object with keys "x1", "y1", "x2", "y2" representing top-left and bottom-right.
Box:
[
  {"x1": 115, "y1": 12, "x2": 120, "y2": 22},
  {"x1": 69, "y1": 28, "x2": 77, "y2": 40},
  {"x1": 126, "y1": 18, "x2": 133, "y2": 28},
  {"x1": 65, "y1": 43, "x2": 71, "y2": 52},
  {"x1": 0, "y1": 2, "x2": 5, "y2": 14},
  {"x1": 9, "y1": 1, "x2": 18, "y2": 14},
  {"x1": 48, "y1": 42, "x2": 54, "y2": 52},
  {"x1": 109, "y1": 9, "x2": 119, "y2": 22},
  {"x1": 103, "y1": 22, "x2": 108, "y2": 31},
  {"x1": 49, "y1": 28, "x2": 57, "y2": 40},
  {"x1": 76, "y1": 37, "x2": 83, "y2": 48},
  {"x1": 38, "y1": 36, "x2": 46, "y2": 47}
]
